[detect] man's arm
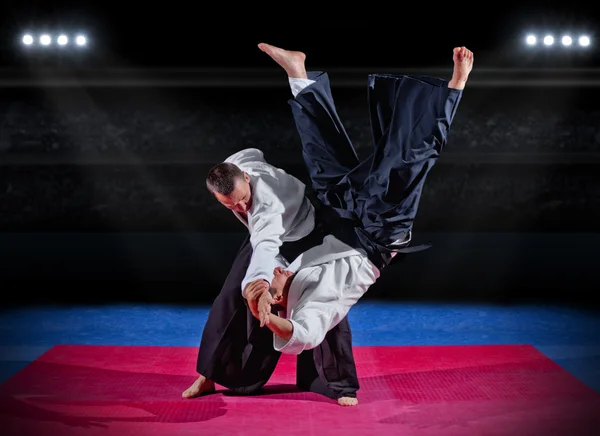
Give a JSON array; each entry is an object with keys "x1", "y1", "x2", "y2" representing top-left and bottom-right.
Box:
[
  {"x1": 251, "y1": 290, "x2": 292, "y2": 339},
  {"x1": 271, "y1": 308, "x2": 332, "y2": 355},
  {"x1": 265, "y1": 313, "x2": 294, "y2": 341},
  {"x1": 241, "y1": 197, "x2": 287, "y2": 294},
  {"x1": 226, "y1": 148, "x2": 312, "y2": 300}
]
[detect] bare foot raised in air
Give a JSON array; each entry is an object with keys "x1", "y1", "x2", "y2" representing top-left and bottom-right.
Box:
[
  {"x1": 338, "y1": 396, "x2": 359, "y2": 407},
  {"x1": 182, "y1": 375, "x2": 215, "y2": 399},
  {"x1": 258, "y1": 43, "x2": 308, "y2": 79},
  {"x1": 448, "y1": 46, "x2": 474, "y2": 90}
]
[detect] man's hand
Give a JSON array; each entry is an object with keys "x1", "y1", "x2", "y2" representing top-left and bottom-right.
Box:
[
  {"x1": 243, "y1": 279, "x2": 270, "y2": 318},
  {"x1": 258, "y1": 292, "x2": 273, "y2": 327}
]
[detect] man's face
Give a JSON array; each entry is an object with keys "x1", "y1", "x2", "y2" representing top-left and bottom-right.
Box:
[
  {"x1": 270, "y1": 266, "x2": 294, "y2": 308},
  {"x1": 213, "y1": 173, "x2": 252, "y2": 213}
]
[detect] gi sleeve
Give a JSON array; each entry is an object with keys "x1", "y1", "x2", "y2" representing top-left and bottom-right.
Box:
[{"x1": 241, "y1": 194, "x2": 288, "y2": 294}]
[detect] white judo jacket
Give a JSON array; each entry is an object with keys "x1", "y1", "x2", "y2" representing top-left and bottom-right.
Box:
[
  {"x1": 273, "y1": 235, "x2": 381, "y2": 355},
  {"x1": 224, "y1": 148, "x2": 315, "y2": 293}
]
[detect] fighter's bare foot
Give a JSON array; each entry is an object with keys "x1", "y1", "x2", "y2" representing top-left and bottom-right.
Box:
[
  {"x1": 448, "y1": 46, "x2": 474, "y2": 90},
  {"x1": 182, "y1": 375, "x2": 215, "y2": 399},
  {"x1": 258, "y1": 43, "x2": 308, "y2": 79},
  {"x1": 337, "y1": 396, "x2": 359, "y2": 406}
]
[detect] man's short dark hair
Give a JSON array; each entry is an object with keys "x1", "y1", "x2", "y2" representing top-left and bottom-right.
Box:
[{"x1": 206, "y1": 162, "x2": 245, "y2": 195}]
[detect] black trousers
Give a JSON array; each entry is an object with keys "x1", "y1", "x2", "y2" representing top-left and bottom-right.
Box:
[
  {"x1": 195, "y1": 232, "x2": 359, "y2": 399},
  {"x1": 289, "y1": 71, "x2": 463, "y2": 247}
]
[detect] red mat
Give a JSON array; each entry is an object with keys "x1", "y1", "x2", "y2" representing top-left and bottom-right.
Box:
[{"x1": 1, "y1": 345, "x2": 598, "y2": 436}]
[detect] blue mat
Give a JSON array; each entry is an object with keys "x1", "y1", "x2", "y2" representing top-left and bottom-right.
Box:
[{"x1": 1, "y1": 302, "x2": 599, "y2": 391}]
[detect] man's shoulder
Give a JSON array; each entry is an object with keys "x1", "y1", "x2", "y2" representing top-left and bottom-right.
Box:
[
  {"x1": 224, "y1": 148, "x2": 266, "y2": 168},
  {"x1": 228, "y1": 149, "x2": 298, "y2": 186}
]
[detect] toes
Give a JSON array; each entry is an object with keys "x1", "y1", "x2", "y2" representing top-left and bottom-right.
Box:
[
  {"x1": 454, "y1": 46, "x2": 473, "y2": 63},
  {"x1": 337, "y1": 397, "x2": 358, "y2": 406}
]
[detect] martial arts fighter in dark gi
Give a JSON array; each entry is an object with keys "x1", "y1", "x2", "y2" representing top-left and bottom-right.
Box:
[{"x1": 250, "y1": 44, "x2": 473, "y2": 408}]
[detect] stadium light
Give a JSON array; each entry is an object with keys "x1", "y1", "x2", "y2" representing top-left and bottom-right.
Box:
[
  {"x1": 20, "y1": 32, "x2": 89, "y2": 49},
  {"x1": 543, "y1": 35, "x2": 554, "y2": 46},
  {"x1": 39, "y1": 34, "x2": 51, "y2": 45},
  {"x1": 523, "y1": 32, "x2": 592, "y2": 49},
  {"x1": 579, "y1": 35, "x2": 591, "y2": 46}
]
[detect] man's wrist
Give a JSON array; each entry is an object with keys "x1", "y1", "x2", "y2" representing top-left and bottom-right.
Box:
[{"x1": 243, "y1": 279, "x2": 270, "y2": 299}]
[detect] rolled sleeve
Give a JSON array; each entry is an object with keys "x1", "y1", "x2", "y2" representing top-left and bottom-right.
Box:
[{"x1": 273, "y1": 307, "x2": 332, "y2": 355}]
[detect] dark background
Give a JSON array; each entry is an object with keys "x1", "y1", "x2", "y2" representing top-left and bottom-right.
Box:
[
  {"x1": 0, "y1": 2, "x2": 598, "y2": 69},
  {"x1": 0, "y1": 1, "x2": 599, "y2": 306}
]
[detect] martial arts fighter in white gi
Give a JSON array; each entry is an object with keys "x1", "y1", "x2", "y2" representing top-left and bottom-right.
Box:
[{"x1": 254, "y1": 43, "x2": 474, "y2": 402}]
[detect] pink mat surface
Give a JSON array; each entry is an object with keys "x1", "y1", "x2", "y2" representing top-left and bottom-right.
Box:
[{"x1": 0, "y1": 345, "x2": 598, "y2": 436}]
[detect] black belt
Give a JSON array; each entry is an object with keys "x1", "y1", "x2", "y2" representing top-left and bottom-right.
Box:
[
  {"x1": 388, "y1": 243, "x2": 432, "y2": 254},
  {"x1": 377, "y1": 231, "x2": 433, "y2": 255},
  {"x1": 284, "y1": 193, "x2": 433, "y2": 269}
]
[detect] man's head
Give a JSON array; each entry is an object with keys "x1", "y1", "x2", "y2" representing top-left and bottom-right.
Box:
[
  {"x1": 270, "y1": 266, "x2": 295, "y2": 309},
  {"x1": 206, "y1": 162, "x2": 252, "y2": 213}
]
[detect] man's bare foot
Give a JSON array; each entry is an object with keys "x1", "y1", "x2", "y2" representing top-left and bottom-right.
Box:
[
  {"x1": 182, "y1": 375, "x2": 215, "y2": 399},
  {"x1": 337, "y1": 396, "x2": 359, "y2": 406},
  {"x1": 258, "y1": 43, "x2": 308, "y2": 79},
  {"x1": 448, "y1": 46, "x2": 474, "y2": 90}
]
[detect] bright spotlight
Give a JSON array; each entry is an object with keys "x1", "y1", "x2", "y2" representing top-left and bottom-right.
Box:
[
  {"x1": 543, "y1": 35, "x2": 554, "y2": 45},
  {"x1": 22, "y1": 34, "x2": 33, "y2": 45},
  {"x1": 561, "y1": 35, "x2": 572, "y2": 46},
  {"x1": 525, "y1": 34, "x2": 537, "y2": 45},
  {"x1": 57, "y1": 35, "x2": 68, "y2": 45},
  {"x1": 39, "y1": 34, "x2": 51, "y2": 45},
  {"x1": 75, "y1": 35, "x2": 86, "y2": 46},
  {"x1": 579, "y1": 35, "x2": 590, "y2": 46}
]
